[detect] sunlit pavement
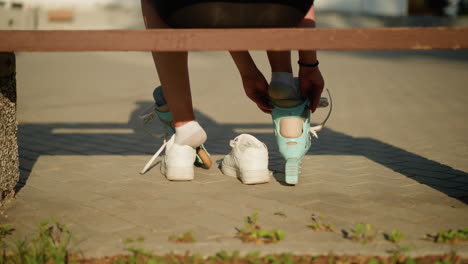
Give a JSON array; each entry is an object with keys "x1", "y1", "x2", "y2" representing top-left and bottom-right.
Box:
[{"x1": 1, "y1": 10, "x2": 467, "y2": 258}]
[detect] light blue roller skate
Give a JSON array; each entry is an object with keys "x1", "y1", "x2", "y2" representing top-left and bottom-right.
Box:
[
  {"x1": 271, "y1": 100, "x2": 310, "y2": 185},
  {"x1": 139, "y1": 86, "x2": 212, "y2": 174},
  {"x1": 270, "y1": 84, "x2": 332, "y2": 185}
]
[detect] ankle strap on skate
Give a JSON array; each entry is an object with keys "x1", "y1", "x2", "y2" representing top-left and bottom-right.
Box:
[
  {"x1": 310, "y1": 88, "x2": 332, "y2": 139},
  {"x1": 138, "y1": 105, "x2": 168, "y2": 139}
]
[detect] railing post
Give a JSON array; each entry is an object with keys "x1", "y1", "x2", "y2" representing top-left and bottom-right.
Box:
[{"x1": 0, "y1": 52, "x2": 19, "y2": 206}]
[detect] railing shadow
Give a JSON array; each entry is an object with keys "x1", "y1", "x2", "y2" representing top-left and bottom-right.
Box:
[{"x1": 16, "y1": 100, "x2": 468, "y2": 204}]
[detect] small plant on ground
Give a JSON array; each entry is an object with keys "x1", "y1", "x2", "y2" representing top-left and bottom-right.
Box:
[
  {"x1": 119, "y1": 236, "x2": 160, "y2": 264},
  {"x1": 13, "y1": 218, "x2": 73, "y2": 264},
  {"x1": 0, "y1": 224, "x2": 15, "y2": 241},
  {"x1": 0, "y1": 224, "x2": 15, "y2": 263},
  {"x1": 308, "y1": 213, "x2": 334, "y2": 232},
  {"x1": 367, "y1": 258, "x2": 384, "y2": 264},
  {"x1": 273, "y1": 211, "x2": 287, "y2": 218},
  {"x1": 433, "y1": 251, "x2": 461, "y2": 264},
  {"x1": 236, "y1": 212, "x2": 285, "y2": 244},
  {"x1": 208, "y1": 250, "x2": 241, "y2": 263},
  {"x1": 347, "y1": 223, "x2": 377, "y2": 244},
  {"x1": 385, "y1": 229, "x2": 405, "y2": 244},
  {"x1": 435, "y1": 260, "x2": 453, "y2": 264},
  {"x1": 168, "y1": 231, "x2": 196, "y2": 243},
  {"x1": 387, "y1": 246, "x2": 413, "y2": 264},
  {"x1": 427, "y1": 228, "x2": 468, "y2": 244}
]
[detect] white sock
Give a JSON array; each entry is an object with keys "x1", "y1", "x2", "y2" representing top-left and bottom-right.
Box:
[
  {"x1": 271, "y1": 72, "x2": 301, "y2": 98},
  {"x1": 271, "y1": 72, "x2": 294, "y2": 89},
  {"x1": 175, "y1": 121, "x2": 207, "y2": 148}
]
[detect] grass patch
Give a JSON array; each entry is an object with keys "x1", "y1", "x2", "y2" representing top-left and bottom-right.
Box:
[
  {"x1": 0, "y1": 219, "x2": 466, "y2": 263},
  {"x1": 345, "y1": 223, "x2": 377, "y2": 244},
  {"x1": 168, "y1": 232, "x2": 196, "y2": 243},
  {"x1": 384, "y1": 229, "x2": 405, "y2": 244},
  {"x1": 426, "y1": 228, "x2": 468, "y2": 244},
  {"x1": 1, "y1": 218, "x2": 74, "y2": 264},
  {"x1": 236, "y1": 212, "x2": 285, "y2": 244},
  {"x1": 87, "y1": 252, "x2": 465, "y2": 264},
  {"x1": 308, "y1": 214, "x2": 334, "y2": 232}
]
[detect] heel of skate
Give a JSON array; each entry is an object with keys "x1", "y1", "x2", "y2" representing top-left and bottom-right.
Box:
[{"x1": 285, "y1": 158, "x2": 301, "y2": 185}]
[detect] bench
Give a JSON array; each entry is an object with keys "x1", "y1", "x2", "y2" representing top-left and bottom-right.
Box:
[{"x1": 1, "y1": 27, "x2": 468, "y2": 204}]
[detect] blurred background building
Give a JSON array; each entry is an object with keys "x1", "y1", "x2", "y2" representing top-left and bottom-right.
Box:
[{"x1": 0, "y1": 0, "x2": 467, "y2": 30}]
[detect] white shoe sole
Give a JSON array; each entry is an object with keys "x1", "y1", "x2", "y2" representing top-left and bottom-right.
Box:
[
  {"x1": 161, "y1": 161, "x2": 194, "y2": 181},
  {"x1": 221, "y1": 162, "x2": 270, "y2": 185}
]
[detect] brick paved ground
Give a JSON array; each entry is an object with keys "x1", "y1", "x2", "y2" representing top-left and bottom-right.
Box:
[
  {"x1": 1, "y1": 11, "x2": 467, "y2": 258},
  {"x1": 1, "y1": 48, "x2": 466, "y2": 258}
]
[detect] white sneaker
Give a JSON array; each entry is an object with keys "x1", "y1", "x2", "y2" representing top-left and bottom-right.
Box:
[
  {"x1": 161, "y1": 135, "x2": 196, "y2": 181},
  {"x1": 221, "y1": 134, "x2": 270, "y2": 185}
]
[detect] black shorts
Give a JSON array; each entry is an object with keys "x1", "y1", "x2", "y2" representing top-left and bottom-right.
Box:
[{"x1": 151, "y1": 0, "x2": 314, "y2": 28}]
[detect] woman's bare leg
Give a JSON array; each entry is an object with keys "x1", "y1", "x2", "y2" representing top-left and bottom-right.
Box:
[
  {"x1": 141, "y1": 0, "x2": 194, "y2": 127},
  {"x1": 267, "y1": 51, "x2": 292, "y2": 73}
]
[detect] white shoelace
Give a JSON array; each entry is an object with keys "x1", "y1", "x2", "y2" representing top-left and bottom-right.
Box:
[
  {"x1": 138, "y1": 105, "x2": 172, "y2": 174},
  {"x1": 229, "y1": 135, "x2": 267, "y2": 150},
  {"x1": 140, "y1": 135, "x2": 173, "y2": 175}
]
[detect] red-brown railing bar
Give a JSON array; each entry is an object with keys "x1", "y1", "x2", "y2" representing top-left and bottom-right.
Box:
[{"x1": 1, "y1": 27, "x2": 468, "y2": 52}]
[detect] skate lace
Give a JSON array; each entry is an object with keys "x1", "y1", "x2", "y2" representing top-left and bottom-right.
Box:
[
  {"x1": 138, "y1": 105, "x2": 174, "y2": 174},
  {"x1": 138, "y1": 105, "x2": 167, "y2": 139},
  {"x1": 309, "y1": 89, "x2": 333, "y2": 139},
  {"x1": 139, "y1": 134, "x2": 174, "y2": 175},
  {"x1": 230, "y1": 135, "x2": 267, "y2": 150}
]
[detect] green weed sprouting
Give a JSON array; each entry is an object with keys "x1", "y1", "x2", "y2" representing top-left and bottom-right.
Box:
[
  {"x1": 0, "y1": 224, "x2": 15, "y2": 263},
  {"x1": 387, "y1": 246, "x2": 412, "y2": 264},
  {"x1": 11, "y1": 218, "x2": 73, "y2": 264},
  {"x1": 168, "y1": 232, "x2": 196, "y2": 243},
  {"x1": 236, "y1": 212, "x2": 285, "y2": 244},
  {"x1": 118, "y1": 236, "x2": 161, "y2": 264},
  {"x1": 308, "y1": 213, "x2": 334, "y2": 232},
  {"x1": 0, "y1": 225, "x2": 15, "y2": 241},
  {"x1": 429, "y1": 228, "x2": 468, "y2": 244},
  {"x1": 348, "y1": 223, "x2": 377, "y2": 244},
  {"x1": 385, "y1": 229, "x2": 405, "y2": 244}
]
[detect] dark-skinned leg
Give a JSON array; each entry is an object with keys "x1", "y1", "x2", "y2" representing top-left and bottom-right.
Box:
[
  {"x1": 267, "y1": 51, "x2": 293, "y2": 73},
  {"x1": 141, "y1": 0, "x2": 194, "y2": 127}
]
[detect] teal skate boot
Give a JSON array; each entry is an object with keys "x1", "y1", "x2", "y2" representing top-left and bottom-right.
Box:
[
  {"x1": 271, "y1": 100, "x2": 311, "y2": 185},
  {"x1": 269, "y1": 79, "x2": 332, "y2": 185},
  {"x1": 139, "y1": 86, "x2": 212, "y2": 174}
]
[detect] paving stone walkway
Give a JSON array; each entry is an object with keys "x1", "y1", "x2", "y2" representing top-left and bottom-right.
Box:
[{"x1": 1, "y1": 48, "x2": 467, "y2": 257}]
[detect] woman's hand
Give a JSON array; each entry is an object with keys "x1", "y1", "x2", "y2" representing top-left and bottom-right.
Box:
[
  {"x1": 241, "y1": 73, "x2": 273, "y2": 114},
  {"x1": 230, "y1": 51, "x2": 273, "y2": 114},
  {"x1": 299, "y1": 66, "x2": 325, "y2": 113}
]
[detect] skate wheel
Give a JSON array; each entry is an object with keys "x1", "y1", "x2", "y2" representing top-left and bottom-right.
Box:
[
  {"x1": 285, "y1": 158, "x2": 300, "y2": 185},
  {"x1": 195, "y1": 147, "x2": 212, "y2": 169}
]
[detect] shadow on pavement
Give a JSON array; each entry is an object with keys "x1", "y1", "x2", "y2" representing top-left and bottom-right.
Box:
[{"x1": 16, "y1": 100, "x2": 468, "y2": 204}]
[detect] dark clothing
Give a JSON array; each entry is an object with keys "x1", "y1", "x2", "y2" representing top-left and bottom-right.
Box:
[{"x1": 151, "y1": 0, "x2": 314, "y2": 28}]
